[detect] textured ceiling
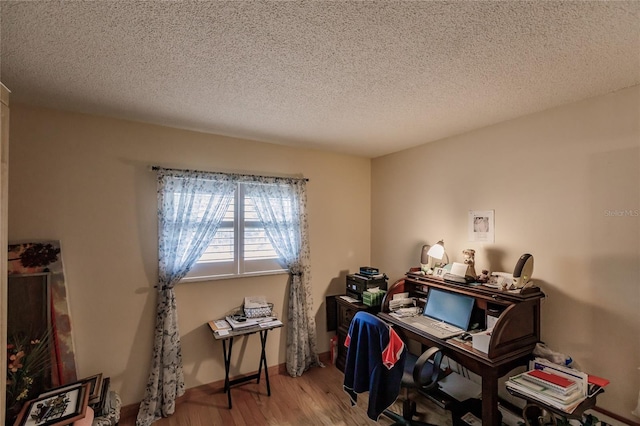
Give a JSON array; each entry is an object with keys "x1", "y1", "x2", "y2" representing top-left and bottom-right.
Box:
[{"x1": 1, "y1": 1, "x2": 639, "y2": 158}]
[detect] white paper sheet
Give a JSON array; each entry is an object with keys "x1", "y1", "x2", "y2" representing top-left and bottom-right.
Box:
[{"x1": 450, "y1": 262, "x2": 468, "y2": 277}]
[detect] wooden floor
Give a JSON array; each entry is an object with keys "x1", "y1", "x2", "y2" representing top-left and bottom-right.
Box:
[{"x1": 119, "y1": 363, "x2": 453, "y2": 426}]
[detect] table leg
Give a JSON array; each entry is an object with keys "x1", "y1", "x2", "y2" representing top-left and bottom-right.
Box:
[
  {"x1": 222, "y1": 338, "x2": 234, "y2": 409},
  {"x1": 216, "y1": 328, "x2": 276, "y2": 410},
  {"x1": 259, "y1": 330, "x2": 271, "y2": 396},
  {"x1": 481, "y1": 373, "x2": 500, "y2": 425}
]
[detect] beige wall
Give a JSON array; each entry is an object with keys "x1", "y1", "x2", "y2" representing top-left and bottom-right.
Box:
[
  {"x1": 372, "y1": 85, "x2": 640, "y2": 418},
  {"x1": 7, "y1": 105, "x2": 372, "y2": 406},
  {"x1": 8, "y1": 86, "x2": 639, "y2": 419}
]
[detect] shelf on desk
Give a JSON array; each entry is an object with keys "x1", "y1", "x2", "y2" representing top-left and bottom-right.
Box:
[{"x1": 406, "y1": 273, "x2": 544, "y2": 302}]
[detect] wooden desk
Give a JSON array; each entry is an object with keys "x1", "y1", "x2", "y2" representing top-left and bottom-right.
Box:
[
  {"x1": 207, "y1": 320, "x2": 283, "y2": 409},
  {"x1": 380, "y1": 274, "x2": 545, "y2": 425}
]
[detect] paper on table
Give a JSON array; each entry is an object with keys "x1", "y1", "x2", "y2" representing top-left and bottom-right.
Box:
[
  {"x1": 392, "y1": 292, "x2": 409, "y2": 300},
  {"x1": 450, "y1": 262, "x2": 468, "y2": 277},
  {"x1": 260, "y1": 319, "x2": 283, "y2": 328},
  {"x1": 213, "y1": 319, "x2": 230, "y2": 330},
  {"x1": 486, "y1": 315, "x2": 498, "y2": 330},
  {"x1": 244, "y1": 295, "x2": 268, "y2": 308}
]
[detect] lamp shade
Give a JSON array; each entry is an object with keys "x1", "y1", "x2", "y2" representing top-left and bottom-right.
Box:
[{"x1": 427, "y1": 240, "x2": 446, "y2": 260}]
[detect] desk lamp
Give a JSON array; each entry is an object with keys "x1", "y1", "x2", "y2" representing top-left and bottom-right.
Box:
[
  {"x1": 420, "y1": 245, "x2": 432, "y2": 274},
  {"x1": 427, "y1": 240, "x2": 449, "y2": 267}
]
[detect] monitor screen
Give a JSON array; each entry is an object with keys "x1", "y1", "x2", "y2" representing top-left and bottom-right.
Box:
[{"x1": 424, "y1": 288, "x2": 475, "y2": 330}]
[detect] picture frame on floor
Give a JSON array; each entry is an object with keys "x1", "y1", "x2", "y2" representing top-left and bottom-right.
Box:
[{"x1": 14, "y1": 382, "x2": 90, "y2": 426}]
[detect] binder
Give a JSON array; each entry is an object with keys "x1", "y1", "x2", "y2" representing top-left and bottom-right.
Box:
[
  {"x1": 523, "y1": 369, "x2": 577, "y2": 394},
  {"x1": 529, "y1": 357, "x2": 588, "y2": 396}
]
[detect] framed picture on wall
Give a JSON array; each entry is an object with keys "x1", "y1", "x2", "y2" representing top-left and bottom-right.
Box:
[{"x1": 469, "y1": 210, "x2": 495, "y2": 243}]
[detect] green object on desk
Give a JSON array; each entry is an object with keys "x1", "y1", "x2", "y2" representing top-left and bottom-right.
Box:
[{"x1": 362, "y1": 289, "x2": 386, "y2": 306}]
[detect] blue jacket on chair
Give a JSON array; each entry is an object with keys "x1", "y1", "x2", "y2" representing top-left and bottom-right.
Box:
[{"x1": 343, "y1": 311, "x2": 406, "y2": 420}]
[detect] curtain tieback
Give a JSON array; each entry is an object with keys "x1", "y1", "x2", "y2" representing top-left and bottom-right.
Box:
[
  {"x1": 288, "y1": 265, "x2": 303, "y2": 276},
  {"x1": 153, "y1": 284, "x2": 172, "y2": 291}
]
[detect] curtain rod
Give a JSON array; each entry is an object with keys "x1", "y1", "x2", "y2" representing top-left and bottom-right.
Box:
[{"x1": 150, "y1": 165, "x2": 309, "y2": 182}]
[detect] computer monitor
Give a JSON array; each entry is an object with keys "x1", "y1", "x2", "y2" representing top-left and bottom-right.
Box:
[{"x1": 424, "y1": 287, "x2": 475, "y2": 330}]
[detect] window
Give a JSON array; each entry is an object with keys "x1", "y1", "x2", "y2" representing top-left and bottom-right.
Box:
[{"x1": 182, "y1": 183, "x2": 286, "y2": 281}]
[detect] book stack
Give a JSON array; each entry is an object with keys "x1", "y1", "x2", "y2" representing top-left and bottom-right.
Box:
[
  {"x1": 506, "y1": 358, "x2": 608, "y2": 414},
  {"x1": 507, "y1": 370, "x2": 584, "y2": 413},
  {"x1": 225, "y1": 314, "x2": 277, "y2": 330},
  {"x1": 506, "y1": 358, "x2": 609, "y2": 414}
]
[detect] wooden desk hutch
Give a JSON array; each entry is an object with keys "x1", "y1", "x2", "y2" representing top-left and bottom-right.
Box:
[{"x1": 379, "y1": 273, "x2": 545, "y2": 425}]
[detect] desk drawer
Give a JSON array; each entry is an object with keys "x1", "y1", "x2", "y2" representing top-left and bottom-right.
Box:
[
  {"x1": 339, "y1": 304, "x2": 358, "y2": 327},
  {"x1": 335, "y1": 296, "x2": 380, "y2": 372}
]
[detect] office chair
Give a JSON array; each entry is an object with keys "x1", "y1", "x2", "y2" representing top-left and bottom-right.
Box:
[{"x1": 343, "y1": 311, "x2": 446, "y2": 426}]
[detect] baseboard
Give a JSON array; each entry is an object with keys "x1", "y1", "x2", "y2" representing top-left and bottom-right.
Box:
[
  {"x1": 119, "y1": 356, "x2": 334, "y2": 424},
  {"x1": 590, "y1": 406, "x2": 640, "y2": 426},
  {"x1": 318, "y1": 350, "x2": 332, "y2": 365}
]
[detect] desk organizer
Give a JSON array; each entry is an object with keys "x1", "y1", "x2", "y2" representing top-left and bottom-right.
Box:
[{"x1": 244, "y1": 303, "x2": 274, "y2": 318}]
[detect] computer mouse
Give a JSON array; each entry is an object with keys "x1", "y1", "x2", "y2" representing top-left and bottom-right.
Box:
[{"x1": 461, "y1": 333, "x2": 472, "y2": 341}]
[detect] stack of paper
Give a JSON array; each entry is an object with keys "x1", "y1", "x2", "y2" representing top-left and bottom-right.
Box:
[
  {"x1": 506, "y1": 358, "x2": 593, "y2": 413},
  {"x1": 225, "y1": 315, "x2": 277, "y2": 330},
  {"x1": 259, "y1": 319, "x2": 283, "y2": 328}
]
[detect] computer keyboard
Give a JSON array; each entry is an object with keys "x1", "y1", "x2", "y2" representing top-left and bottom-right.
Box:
[
  {"x1": 428, "y1": 321, "x2": 457, "y2": 331},
  {"x1": 412, "y1": 321, "x2": 458, "y2": 337}
]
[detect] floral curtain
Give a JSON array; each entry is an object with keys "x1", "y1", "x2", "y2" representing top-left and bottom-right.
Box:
[
  {"x1": 136, "y1": 169, "x2": 235, "y2": 426},
  {"x1": 245, "y1": 178, "x2": 322, "y2": 376}
]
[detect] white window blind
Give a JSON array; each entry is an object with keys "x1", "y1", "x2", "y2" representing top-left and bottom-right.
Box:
[{"x1": 182, "y1": 183, "x2": 285, "y2": 281}]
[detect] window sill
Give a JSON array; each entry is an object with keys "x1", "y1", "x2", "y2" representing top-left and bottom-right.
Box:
[{"x1": 180, "y1": 269, "x2": 289, "y2": 283}]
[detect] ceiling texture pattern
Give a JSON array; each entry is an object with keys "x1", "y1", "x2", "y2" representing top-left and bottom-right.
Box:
[{"x1": 1, "y1": 1, "x2": 639, "y2": 157}]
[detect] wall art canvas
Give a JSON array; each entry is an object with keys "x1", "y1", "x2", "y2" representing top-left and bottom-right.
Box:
[{"x1": 8, "y1": 241, "x2": 78, "y2": 386}]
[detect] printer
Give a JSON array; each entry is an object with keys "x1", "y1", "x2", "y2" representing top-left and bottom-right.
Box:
[{"x1": 346, "y1": 272, "x2": 387, "y2": 301}]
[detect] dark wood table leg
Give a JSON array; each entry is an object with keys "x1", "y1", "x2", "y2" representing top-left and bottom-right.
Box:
[
  {"x1": 222, "y1": 338, "x2": 234, "y2": 409},
  {"x1": 482, "y1": 372, "x2": 500, "y2": 425},
  {"x1": 258, "y1": 330, "x2": 271, "y2": 396}
]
